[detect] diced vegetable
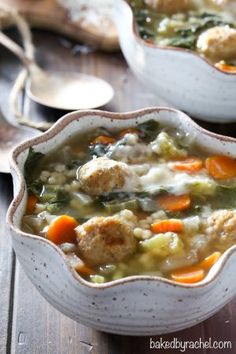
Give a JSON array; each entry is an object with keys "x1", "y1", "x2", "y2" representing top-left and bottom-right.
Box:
[
  {"x1": 118, "y1": 128, "x2": 140, "y2": 138},
  {"x1": 151, "y1": 219, "x2": 183, "y2": 233},
  {"x1": 24, "y1": 147, "x2": 44, "y2": 185},
  {"x1": 89, "y1": 143, "x2": 108, "y2": 157},
  {"x1": 188, "y1": 179, "x2": 216, "y2": 196},
  {"x1": 72, "y1": 192, "x2": 93, "y2": 206},
  {"x1": 171, "y1": 158, "x2": 203, "y2": 173},
  {"x1": 76, "y1": 262, "x2": 95, "y2": 276},
  {"x1": 171, "y1": 266, "x2": 205, "y2": 283},
  {"x1": 26, "y1": 194, "x2": 38, "y2": 214},
  {"x1": 47, "y1": 215, "x2": 78, "y2": 244},
  {"x1": 91, "y1": 135, "x2": 116, "y2": 145},
  {"x1": 151, "y1": 132, "x2": 187, "y2": 159},
  {"x1": 103, "y1": 199, "x2": 139, "y2": 213},
  {"x1": 205, "y1": 155, "x2": 236, "y2": 180},
  {"x1": 158, "y1": 194, "x2": 191, "y2": 212},
  {"x1": 140, "y1": 232, "x2": 184, "y2": 257},
  {"x1": 215, "y1": 62, "x2": 236, "y2": 73},
  {"x1": 137, "y1": 120, "x2": 159, "y2": 142},
  {"x1": 199, "y1": 252, "x2": 221, "y2": 270},
  {"x1": 90, "y1": 275, "x2": 105, "y2": 284}
]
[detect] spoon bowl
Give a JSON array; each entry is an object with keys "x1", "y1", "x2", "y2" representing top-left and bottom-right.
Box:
[
  {"x1": 28, "y1": 70, "x2": 114, "y2": 110},
  {"x1": 0, "y1": 31, "x2": 114, "y2": 110}
]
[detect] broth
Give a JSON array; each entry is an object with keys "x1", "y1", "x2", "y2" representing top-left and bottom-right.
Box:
[{"x1": 22, "y1": 119, "x2": 236, "y2": 283}]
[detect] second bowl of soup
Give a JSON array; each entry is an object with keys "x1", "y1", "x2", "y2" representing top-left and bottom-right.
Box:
[{"x1": 114, "y1": 0, "x2": 236, "y2": 122}]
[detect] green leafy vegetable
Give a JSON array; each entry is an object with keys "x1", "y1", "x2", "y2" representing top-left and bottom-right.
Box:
[
  {"x1": 89, "y1": 143, "x2": 108, "y2": 157},
  {"x1": 27, "y1": 180, "x2": 44, "y2": 196},
  {"x1": 24, "y1": 147, "x2": 44, "y2": 185},
  {"x1": 45, "y1": 189, "x2": 71, "y2": 213},
  {"x1": 103, "y1": 199, "x2": 139, "y2": 213},
  {"x1": 167, "y1": 13, "x2": 235, "y2": 50},
  {"x1": 138, "y1": 120, "x2": 159, "y2": 142}
]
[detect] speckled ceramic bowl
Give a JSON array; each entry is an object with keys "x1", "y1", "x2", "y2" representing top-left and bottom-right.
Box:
[
  {"x1": 7, "y1": 108, "x2": 236, "y2": 336},
  {"x1": 114, "y1": 0, "x2": 236, "y2": 123}
]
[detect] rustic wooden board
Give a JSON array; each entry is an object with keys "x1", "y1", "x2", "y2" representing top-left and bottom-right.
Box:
[
  {"x1": 0, "y1": 0, "x2": 119, "y2": 51},
  {"x1": 0, "y1": 29, "x2": 236, "y2": 354}
]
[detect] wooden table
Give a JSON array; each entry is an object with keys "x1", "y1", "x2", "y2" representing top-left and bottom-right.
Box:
[{"x1": 0, "y1": 29, "x2": 236, "y2": 354}]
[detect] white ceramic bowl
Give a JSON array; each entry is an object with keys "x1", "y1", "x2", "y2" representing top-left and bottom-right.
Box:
[
  {"x1": 114, "y1": 0, "x2": 236, "y2": 123},
  {"x1": 7, "y1": 108, "x2": 236, "y2": 336}
]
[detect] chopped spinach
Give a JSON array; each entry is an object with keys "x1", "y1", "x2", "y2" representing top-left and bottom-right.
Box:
[
  {"x1": 167, "y1": 13, "x2": 234, "y2": 50},
  {"x1": 27, "y1": 179, "x2": 44, "y2": 197},
  {"x1": 89, "y1": 143, "x2": 108, "y2": 157},
  {"x1": 137, "y1": 120, "x2": 159, "y2": 142},
  {"x1": 167, "y1": 34, "x2": 196, "y2": 49},
  {"x1": 24, "y1": 147, "x2": 44, "y2": 185},
  {"x1": 44, "y1": 189, "x2": 71, "y2": 213}
]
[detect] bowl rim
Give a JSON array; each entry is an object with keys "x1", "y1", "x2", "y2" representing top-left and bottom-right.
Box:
[
  {"x1": 6, "y1": 106, "x2": 236, "y2": 290},
  {"x1": 119, "y1": 0, "x2": 236, "y2": 77}
]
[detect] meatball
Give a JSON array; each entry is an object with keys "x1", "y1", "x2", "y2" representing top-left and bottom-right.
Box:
[
  {"x1": 204, "y1": 209, "x2": 236, "y2": 243},
  {"x1": 144, "y1": 0, "x2": 192, "y2": 14},
  {"x1": 77, "y1": 157, "x2": 139, "y2": 196},
  {"x1": 197, "y1": 26, "x2": 236, "y2": 61},
  {"x1": 76, "y1": 215, "x2": 137, "y2": 266}
]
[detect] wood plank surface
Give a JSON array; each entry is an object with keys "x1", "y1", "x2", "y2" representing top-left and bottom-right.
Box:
[
  {"x1": 0, "y1": 36, "x2": 20, "y2": 354},
  {"x1": 0, "y1": 29, "x2": 236, "y2": 354}
]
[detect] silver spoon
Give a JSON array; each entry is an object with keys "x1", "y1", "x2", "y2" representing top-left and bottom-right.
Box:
[
  {"x1": 0, "y1": 108, "x2": 39, "y2": 173},
  {"x1": 0, "y1": 31, "x2": 114, "y2": 110}
]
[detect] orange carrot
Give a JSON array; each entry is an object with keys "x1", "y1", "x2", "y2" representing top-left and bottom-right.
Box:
[
  {"x1": 199, "y1": 252, "x2": 221, "y2": 270},
  {"x1": 47, "y1": 215, "x2": 78, "y2": 245},
  {"x1": 91, "y1": 135, "x2": 116, "y2": 145},
  {"x1": 205, "y1": 155, "x2": 236, "y2": 179},
  {"x1": 171, "y1": 266, "x2": 205, "y2": 283},
  {"x1": 151, "y1": 219, "x2": 183, "y2": 233},
  {"x1": 158, "y1": 194, "x2": 191, "y2": 212},
  {"x1": 76, "y1": 262, "x2": 95, "y2": 276},
  {"x1": 215, "y1": 62, "x2": 236, "y2": 73},
  {"x1": 171, "y1": 157, "x2": 203, "y2": 173},
  {"x1": 118, "y1": 128, "x2": 140, "y2": 138},
  {"x1": 26, "y1": 194, "x2": 38, "y2": 214}
]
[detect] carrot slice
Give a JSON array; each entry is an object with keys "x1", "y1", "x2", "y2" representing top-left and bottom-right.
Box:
[
  {"x1": 151, "y1": 219, "x2": 183, "y2": 233},
  {"x1": 158, "y1": 194, "x2": 191, "y2": 212},
  {"x1": 47, "y1": 215, "x2": 79, "y2": 245},
  {"x1": 205, "y1": 155, "x2": 236, "y2": 179},
  {"x1": 26, "y1": 194, "x2": 38, "y2": 214},
  {"x1": 215, "y1": 62, "x2": 236, "y2": 73},
  {"x1": 199, "y1": 252, "x2": 221, "y2": 270},
  {"x1": 171, "y1": 266, "x2": 205, "y2": 283},
  {"x1": 76, "y1": 262, "x2": 95, "y2": 276},
  {"x1": 91, "y1": 135, "x2": 116, "y2": 145},
  {"x1": 118, "y1": 128, "x2": 140, "y2": 138},
  {"x1": 171, "y1": 157, "x2": 203, "y2": 173}
]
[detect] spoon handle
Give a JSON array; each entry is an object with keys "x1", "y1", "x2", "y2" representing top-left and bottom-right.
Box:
[{"x1": 0, "y1": 31, "x2": 35, "y2": 70}]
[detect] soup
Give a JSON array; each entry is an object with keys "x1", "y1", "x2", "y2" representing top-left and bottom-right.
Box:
[
  {"x1": 22, "y1": 119, "x2": 236, "y2": 284},
  {"x1": 130, "y1": 0, "x2": 236, "y2": 72}
]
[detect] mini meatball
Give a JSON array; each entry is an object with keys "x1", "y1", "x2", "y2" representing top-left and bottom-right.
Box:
[
  {"x1": 204, "y1": 209, "x2": 236, "y2": 243},
  {"x1": 197, "y1": 26, "x2": 236, "y2": 61},
  {"x1": 76, "y1": 215, "x2": 137, "y2": 266},
  {"x1": 77, "y1": 157, "x2": 139, "y2": 196},
  {"x1": 144, "y1": 0, "x2": 192, "y2": 14}
]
